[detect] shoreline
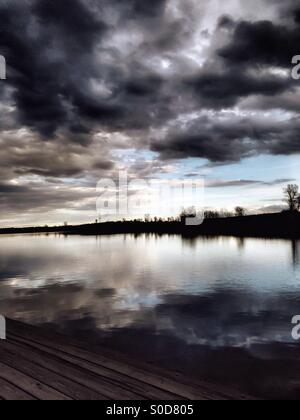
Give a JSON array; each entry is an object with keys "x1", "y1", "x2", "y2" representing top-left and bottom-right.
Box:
[{"x1": 1, "y1": 212, "x2": 300, "y2": 240}]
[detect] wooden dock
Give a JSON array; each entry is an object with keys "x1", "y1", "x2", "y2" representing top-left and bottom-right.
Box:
[{"x1": 0, "y1": 319, "x2": 251, "y2": 400}]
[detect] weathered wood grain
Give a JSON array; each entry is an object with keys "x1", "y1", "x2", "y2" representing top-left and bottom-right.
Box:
[{"x1": 0, "y1": 319, "x2": 253, "y2": 400}]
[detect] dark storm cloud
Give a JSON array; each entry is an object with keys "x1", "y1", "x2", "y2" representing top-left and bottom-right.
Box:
[
  {"x1": 0, "y1": 129, "x2": 116, "y2": 183},
  {"x1": 182, "y1": 4, "x2": 299, "y2": 110},
  {"x1": 0, "y1": 180, "x2": 96, "y2": 216},
  {"x1": 32, "y1": 0, "x2": 106, "y2": 47},
  {"x1": 218, "y1": 17, "x2": 300, "y2": 68},
  {"x1": 1, "y1": 0, "x2": 298, "y2": 142},
  {"x1": 0, "y1": 0, "x2": 111, "y2": 138},
  {"x1": 148, "y1": 0, "x2": 300, "y2": 164},
  {"x1": 0, "y1": 0, "x2": 177, "y2": 139},
  {"x1": 185, "y1": 70, "x2": 294, "y2": 109},
  {"x1": 108, "y1": 0, "x2": 167, "y2": 19},
  {"x1": 151, "y1": 114, "x2": 300, "y2": 162},
  {"x1": 0, "y1": 183, "x2": 30, "y2": 194},
  {"x1": 207, "y1": 178, "x2": 295, "y2": 188}
]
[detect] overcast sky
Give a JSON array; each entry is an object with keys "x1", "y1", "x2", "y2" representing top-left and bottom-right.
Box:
[{"x1": 0, "y1": 0, "x2": 300, "y2": 226}]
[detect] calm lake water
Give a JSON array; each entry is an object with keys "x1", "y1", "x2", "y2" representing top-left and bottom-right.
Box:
[{"x1": 0, "y1": 234, "x2": 300, "y2": 399}]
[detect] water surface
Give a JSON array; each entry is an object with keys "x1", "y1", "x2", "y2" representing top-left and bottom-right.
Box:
[{"x1": 0, "y1": 234, "x2": 300, "y2": 399}]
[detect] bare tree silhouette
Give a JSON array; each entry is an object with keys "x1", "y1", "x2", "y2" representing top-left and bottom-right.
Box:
[
  {"x1": 284, "y1": 184, "x2": 299, "y2": 211},
  {"x1": 235, "y1": 207, "x2": 246, "y2": 217}
]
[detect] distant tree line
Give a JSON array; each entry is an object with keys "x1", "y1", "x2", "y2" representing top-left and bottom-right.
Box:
[
  {"x1": 84, "y1": 184, "x2": 300, "y2": 227},
  {"x1": 204, "y1": 207, "x2": 246, "y2": 219}
]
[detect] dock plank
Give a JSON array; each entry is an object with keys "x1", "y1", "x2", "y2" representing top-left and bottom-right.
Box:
[
  {"x1": 0, "y1": 339, "x2": 146, "y2": 400},
  {"x1": 6, "y1": 320, "x2": 224, "y2": 400},
  {"x1": 0, "y1": 319, "x2": 253, "y2": 400},
  {"x1": 8, "y1": 334, "x2": 183, "y2": 400},
  {"x1": 0, "y1": 377, "x2": 36, "y2": 401},
  {"x1": 0, "y1": 358, "x2": 69, "y2": 400}
]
